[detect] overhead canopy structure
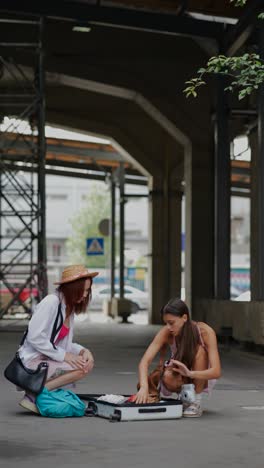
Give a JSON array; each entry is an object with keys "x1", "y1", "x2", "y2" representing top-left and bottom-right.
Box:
[{"x1": 0, "y1": 133, "x2": 147, "y2": 183}]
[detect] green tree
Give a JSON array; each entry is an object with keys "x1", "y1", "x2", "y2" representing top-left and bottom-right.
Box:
[
  {"x1": 66, "y1": 182, "x2": 110, "y2": 268},
  {"x1": 184, "y1": 0, "x2": 264, "y2": 100}
]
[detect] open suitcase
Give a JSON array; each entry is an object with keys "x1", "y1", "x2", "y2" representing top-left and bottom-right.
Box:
[{"x1": 78, "y1": 394, "x2": 183, "y2": 422}]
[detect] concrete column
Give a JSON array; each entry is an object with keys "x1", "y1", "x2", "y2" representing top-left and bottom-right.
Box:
[
  {"x1": 169, "y1": 172, "x2": 183, "y2": 300},
  {"x1": 168, "y1": 189, "x2": 182, "y2": 299},
  {"x1": 249, "y1": 26, "x2": 264, "y2": 301},
  {"x1": 149, "y1": 171, "x2": 182, "y2": 324},
  {"x1": 214, "y1": 76, "x2": 230, "y2": 299},
  {"x1": 149, "y1": 140, "x2": 214, "y2": 324},
  {"x1": 191, "y1": 143, "x2": 214, "y2": 319},
  {"x1": 148, "y1": 175, "x2": 164, "y2": 324},
  {"x1": 250, "y1": 129, "x2": 264, "y2": 300}
]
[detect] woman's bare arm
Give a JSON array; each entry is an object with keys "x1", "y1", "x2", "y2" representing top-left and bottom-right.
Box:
[{"x1": 135, "y1": 327, "x2": 169, "y2": 403}]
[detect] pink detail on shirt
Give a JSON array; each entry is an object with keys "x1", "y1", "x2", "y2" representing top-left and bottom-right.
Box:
[{"x1": 56, "y1": 324, "x2": 69, "y2": 342}]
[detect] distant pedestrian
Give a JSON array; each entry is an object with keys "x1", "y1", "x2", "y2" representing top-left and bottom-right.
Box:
[
  {"x1": 135, "y1": 297, "x2": 221, "y2": 417},
  {"x1": 18, "y1": 264, "x2": 98, "y2": 414}
]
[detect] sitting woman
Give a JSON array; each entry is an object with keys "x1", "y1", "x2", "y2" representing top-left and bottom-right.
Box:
[
  {"x1": 135, "y1": 297, "x2": 221, "y2": 417},
  {"x1": 18, "y1": 264, "x2": 98, "y2": 414}
]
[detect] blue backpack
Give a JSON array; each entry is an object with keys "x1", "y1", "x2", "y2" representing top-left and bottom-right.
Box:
[{"x1": 36, "y1": 388, "x2": 86, "y2": 418}]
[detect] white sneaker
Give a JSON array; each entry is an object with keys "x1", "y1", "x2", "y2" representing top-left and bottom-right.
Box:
[
  {"x1": 19, "y1": 394, "x2": 39, "y2": 414},
  {"x1": 183, "y1": 402, "x2": 203, "y2": 418}
]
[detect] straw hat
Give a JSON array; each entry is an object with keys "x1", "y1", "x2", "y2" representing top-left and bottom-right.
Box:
[{"x1": 54, "y1": 264, "x2": 99, "y2": 285}]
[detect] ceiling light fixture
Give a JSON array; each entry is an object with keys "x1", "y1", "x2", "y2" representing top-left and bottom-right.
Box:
[{"x1": 72, "y1": 24, "x2": 91, "y2": 33}]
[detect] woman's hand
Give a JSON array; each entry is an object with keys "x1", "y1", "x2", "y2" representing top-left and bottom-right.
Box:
[
  {"x1": 134, "y1": 386, "x2": 149, "y2": 404},
  {"x1": 170, "y1": 359, "x2": 192, "y2": 378},
  {"x1": 64, "y1": 352, "x2": 87, "y2": 370},
  {"x1": 79, "y1": 348, "x2": 94, "y2": 373}
]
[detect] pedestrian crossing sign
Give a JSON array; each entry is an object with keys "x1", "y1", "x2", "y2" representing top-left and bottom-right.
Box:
[{"x1": 86, "y1": 237, "x2": 104, "y2": 256}]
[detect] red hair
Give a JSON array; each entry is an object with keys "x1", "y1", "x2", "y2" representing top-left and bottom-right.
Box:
[{"x1": 58, "y1": 277, "x2": 92, "y2": 315}]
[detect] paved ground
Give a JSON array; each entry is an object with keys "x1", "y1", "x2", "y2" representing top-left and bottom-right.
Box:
[{"x1": 1, "y1": 314, "x2": 264, "y2": 468}]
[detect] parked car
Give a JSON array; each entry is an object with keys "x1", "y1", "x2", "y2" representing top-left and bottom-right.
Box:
[
  {"x1": 91, "y1": 284, "x2": 148, "y2": 311},
  {"x1": 0, "y1": 287, "x2": 38, "y2": 304},
  {"x1": 234, "y1": 290, "x2": 251, "y2": 301},
  {"x1": 230, "y1": 286, "x2": 243, "y2": 299}
]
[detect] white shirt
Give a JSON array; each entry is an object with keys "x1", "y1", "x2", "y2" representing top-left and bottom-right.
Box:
[{"x1": 19, "y1": 292, "x2": 84, "y2": 364}]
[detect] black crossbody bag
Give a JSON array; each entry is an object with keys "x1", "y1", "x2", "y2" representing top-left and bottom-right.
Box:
[{"x1": 4, "y1": 303, "x2": 63, "y2": 395}]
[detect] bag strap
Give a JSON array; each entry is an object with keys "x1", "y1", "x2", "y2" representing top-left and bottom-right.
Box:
[
  {"x1": 19, "y1": 302, "x2": 63, "y2": 349},
  {"x1": 20, "y1": 329, "x2": 28, "y2": 347},
  {"x1": 50, "y1": 302, "x2": 63, "y2": 349}
]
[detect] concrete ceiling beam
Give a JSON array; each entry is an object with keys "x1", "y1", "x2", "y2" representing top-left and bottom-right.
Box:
[{"x1": 0, "y1": 1, "x2": 223, "y2": 40}]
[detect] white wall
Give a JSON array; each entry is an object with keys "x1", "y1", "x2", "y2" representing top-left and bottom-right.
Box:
[{"x1": 46, "y1": 176, "x2": 149, "y2": 265}]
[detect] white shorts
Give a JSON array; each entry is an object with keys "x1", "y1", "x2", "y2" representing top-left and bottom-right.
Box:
[{"x1": 26, "y1": 354, "x2": 76, "y2": 380}]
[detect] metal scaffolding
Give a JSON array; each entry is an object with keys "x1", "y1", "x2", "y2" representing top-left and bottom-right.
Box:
[{"x1": 0, "y1": 17, "x2": 47, "y2": 318}]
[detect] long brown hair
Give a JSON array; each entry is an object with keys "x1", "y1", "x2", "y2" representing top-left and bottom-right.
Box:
[
  {"x1": 161, "y1": 298, "x2": 201, "y2": 369},
  {"x1": 58, "y1": 277, "x2": 92, "y2": 316}
]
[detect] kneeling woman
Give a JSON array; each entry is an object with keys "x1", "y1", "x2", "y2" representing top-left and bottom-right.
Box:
[
  {"x1": 18, "y1": 265, "x2": 98, "y2": 414},
  {"x1": 135, "y1": 298, "x2": 221, "y2": 417}
]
